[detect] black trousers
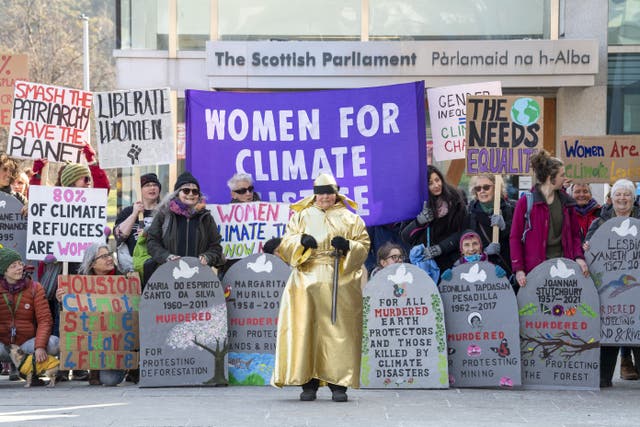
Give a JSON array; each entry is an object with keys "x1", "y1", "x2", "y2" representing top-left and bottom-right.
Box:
[{"x1": 302, "y1": 378, "x2": 346, "y2": 393}]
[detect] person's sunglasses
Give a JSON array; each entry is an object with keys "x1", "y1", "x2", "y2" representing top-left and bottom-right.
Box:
[
  {"x1": 180, "y1": 188, "x2": 200, "y2": 196},
  {"x1": 233, "y1": 186, "x2": 254, "y2": 195},
  {"x1": 474, "y1": 184, "x2": 493, "y2": 193}
]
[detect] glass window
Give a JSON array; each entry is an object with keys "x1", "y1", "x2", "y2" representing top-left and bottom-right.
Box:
[
  {"x1": 609, "y1": 0, "x2": 640, "y2": 45},
  {"x1": 218, "y1": 0, "x2": 360, "y2": 40},
  {"x1": 178, "y1": 0, "x2": 210, "y2": 50},
  {"x1": 119, "y1": 0, "x2": 169, "y2": 49},
  {"x1": 608, "y1": 54, "x2": 640, "y2": 133},
  {"x1": 369, "y1": 0, "x2": 548, "y2": 40}
]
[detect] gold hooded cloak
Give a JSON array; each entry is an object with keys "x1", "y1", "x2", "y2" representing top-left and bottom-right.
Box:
[{"x1": 271, "y1": 196, "x2": 370, "y2": 388}]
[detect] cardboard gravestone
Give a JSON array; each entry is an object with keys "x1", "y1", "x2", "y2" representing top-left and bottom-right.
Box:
[
  {"x1": 223, "y1": 253, "x2": 290, "y2": 385},
  {"x1": 58, "y1": 274, "x2": 141, "y2": 370},
  {"x1": 139, "y1": 257, "x2": 228, "y2": 387},
  {"x1": 440, "y1": 261, "x2": 521, "y2": 388},
  {"x1": 361, "y1": 263, "x2": 448, "y2": 389},
  {"x1": 586, "y1": 216, "x2": 640, "y2": 345},
  {"x1": 518, "y1": 258, "x2": 600, "y2": 390},
  {"x1": 0, "y1": 191, "x2": 27, "y2": 259}
]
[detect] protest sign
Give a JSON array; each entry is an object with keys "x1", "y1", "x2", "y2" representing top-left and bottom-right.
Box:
[
  {"x1": 26, "y1": 185, "x2": 107, "y2": 262},
  {"x1": 560, "y1": 135, "x2": 640, "y2": 183},
  {"x1": 466, "y1": 95, "x2": 543, "y2": 175},
  {"x1": 209, "y1": 201, "x2": 289, "y2": 260},
  {"x1": 93, "y1": 88, "x2": 174, "y2": 169},
  {"x1": 8, "y1": 81, "x2": 92, "y2": 162},
  {"x1": 427, "y1": 81, "x2": 502, "y2": 161},
  {"x1": 139, "y1": 257, "x2": 228, "y2": 387},
  {"x1": 518, "y1": 258, "x2": 600, "y2": 390},
  {"x1": 58, "y1": 274, "x2": 141, "y2": 370},
  {"x1": 0, "y1": 54, "x2": 28, "y2": 128},
  {"x1": 0, "y1": 191, "x2": 27, "y2": 259},
  {"x1": 585, "y1": 216, "x2": 640, "y2": 345},
  {"x1": 223, "y1": 253, "x2": 289, "y2": 385},
  {"x1": 186, "y1": 82, "x2": 428, "y2": 226},
  {"x1": 361, "y1": 263, "x2": 448, "y2": 389},
  {"x1": 440, "y1": 261, "x2": 521, "y2": 388}
]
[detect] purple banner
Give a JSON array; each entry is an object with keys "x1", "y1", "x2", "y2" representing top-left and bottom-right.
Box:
[{"x1": 185, "y1": 82, "x2": 427, "y2": 226}]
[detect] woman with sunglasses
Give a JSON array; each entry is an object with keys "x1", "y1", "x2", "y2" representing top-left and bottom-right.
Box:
[
  {"x1": 467, "y1": 174, "x2": 514, "y2": 285},
  {"x1": 370, "y1": 242, "x2": 406, "y2": 278},
  {"x1": 146, "y1": 171, "x2": 224, "y2": 272},
  {"x1": 228, "y1": 173, "x2": 260, "y2": 203}
]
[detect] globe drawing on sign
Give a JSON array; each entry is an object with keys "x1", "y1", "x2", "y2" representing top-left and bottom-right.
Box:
[{"x1": 510, "y1": 97, "x2": 541, "y2": 126}]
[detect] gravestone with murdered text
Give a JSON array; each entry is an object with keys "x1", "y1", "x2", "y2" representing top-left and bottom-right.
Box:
[
  {"x1": 139, "y1": 257, "x2": 228, "y2": 387},
  {"x1": 0, "y1": 191, "x2": 27, "y2": 259},
  {"x1": 440, "y1": 261, "x2": 521, "y2": 388},
  {"x1": 223, "y1": 253, "x2": 289, "y2": 385},
  {"x1": 361, "y1": 263, "x2": 448, "y2": 389},
  {"x1": 586, "y1": 216, "x2": 640, "y2": 345},
  {"x1": 518, "y1": 258, "x2": 600, "y2": 390}
]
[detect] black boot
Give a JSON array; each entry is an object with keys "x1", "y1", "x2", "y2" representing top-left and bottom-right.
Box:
[
  {"x1": 299, "y1": 378, "x2": 319, "y2": 401},
  {"x1": 329, "y1": 383, "x2": 348, "y2": 402}
]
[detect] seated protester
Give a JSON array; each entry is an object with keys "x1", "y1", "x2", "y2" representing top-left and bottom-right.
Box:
[
  {"x1": 228, "y1": 173, "x2": 260, "y2": 203},
  {"x1": 441, "y1": 231, "x2": 506, "y2": 281},
  {"x1": 0, "y1": 152, "x2": 27, "y2": 205},
  {"x1": 370, "y1": 242, "x2": 406, "y2": 278},
  {"x1": 0, "y1": 248, "x2": 59, "y2": 383},
  {"x1": 365, "y1": 223, "x2": 409, "y2": 274},
  {"x1": 56, "y1": 243, "x2": 128, "y2": 386},
  {"x1": 114, "y1": 173, "x2": 162, "y2": 272}
]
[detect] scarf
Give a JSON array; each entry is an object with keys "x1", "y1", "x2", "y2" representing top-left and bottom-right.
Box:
[
  {"x1": 0, "y1": 277, "x2": 29, "y2": 295},
  {"x1": 169, "y1": 198, "x2": 200, "y2": 219},
  {"x1": 575, "y1": 199, "x2": 599, "y2": 217}
]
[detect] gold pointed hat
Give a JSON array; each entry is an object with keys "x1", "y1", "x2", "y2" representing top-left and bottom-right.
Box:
[{"x1": 313, "y1": 173, "x2": 339, "y2": 194}]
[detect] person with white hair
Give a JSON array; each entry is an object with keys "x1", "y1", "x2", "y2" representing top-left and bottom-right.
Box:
[{"x1": 227, "y1": 173, "x2": 260, "y2": 203}]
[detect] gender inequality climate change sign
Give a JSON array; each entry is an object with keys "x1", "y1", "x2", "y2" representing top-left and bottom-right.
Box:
[
  {"x1": 427, "y1": 81, "x2": 502, "y2": 162},
  {"x1": 185, "y1": 82, "x2": 428, "y2": 226},
  {"x1": 466, "y1": 95, "x2": 544, "y2": 175},
  {"x1": 560, "y1": 135, "x2": 640, "y2": 183},
  {"x1": 8, "y1": 81, "x2": 92, "y2": 163}
]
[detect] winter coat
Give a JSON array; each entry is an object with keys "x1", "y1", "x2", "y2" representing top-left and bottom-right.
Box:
[
  {"x1": 585, "y1": 205, "x2": 640, "y2": 242},
  {"x1": 146, "y1": 204, "x2": 224, "y2": 267},
  {"x1": 510, "y1": 186, "x2": 584, "y2": 274},
  {"x1": 468, "y1": 197, "x2": 514, "y2": 276},
  {"x1": 574, "y1": 200, "x2": 601, "y2": 242},
  {"x1": 0, "y1": 280, "x2": 52, "y2": 349}
]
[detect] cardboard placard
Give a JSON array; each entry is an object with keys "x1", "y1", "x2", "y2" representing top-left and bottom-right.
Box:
[
  {"x1": 361, "y1": 263, "x2": 448, "y2": 389},
  {"x1": 93, "y1": 88, "x2": 174, "y2": 169},
  {"x1": 26, "y1": 185, "x2": 108, "y2": 262},
  {"x1": 427, "y1": 81, "x2": 502, "y2": 161},
  {"x1": 440, "y1": 261, "x2": 521, "y2": 388},
  {"x1": 517, "y1": 258, "x2": 600, "y2": 390},
  {"x1": 585, "y1": 216, "x2": 640, "y2": 345},
  {"x1": 209, "y1": 202, "x2": 290, "y2": 260},
  {"x1": 8, "y1": 81, "x2": 92, "y2": 162},
  {"x1": 0, "y1": 54, "x2": 28, "y2": 128},
  {"x1": 139, "y1": 257, "x2": 228, "y2": 387},
  {"x1": 58, "y1": 274, "x2": 141, "y2": 370},
  {"x1": 0, "y1": 191, "x2": 27, "y2": 259},
  {"x1": 223, "y1": 253, "x2": 290, "y2": 385},
  {"x1": 560, "y1": 135, "x2": 640, "y2": 183},
  {"x1": 466, "y1": 95, "x2": 544, "y2": 175}
]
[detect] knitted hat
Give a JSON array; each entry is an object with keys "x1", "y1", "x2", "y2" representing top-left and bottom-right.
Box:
[
  {"x1": 60, "y1": 162, "x2": 90, "y2": 187},
  {"x1": 174, "y1": 171, "x2": 200, "y2": 192},
  {"x1": 459, "y1": 231, "x2": 482, "y2": 253},
  {"x1": 141, "y1": 173, "x2": 161, "y2": 191},
  {"x1": 0, "y1": 247, "x2": 22, "y2": 276}
]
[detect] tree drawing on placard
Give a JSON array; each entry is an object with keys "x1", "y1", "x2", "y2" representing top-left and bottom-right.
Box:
[
  {"x1": 521, "y1": 330, "x2": 598, "y2": 361},
  {"x1": 166, "y1": 304, "x2": 229, "y2": 385}
]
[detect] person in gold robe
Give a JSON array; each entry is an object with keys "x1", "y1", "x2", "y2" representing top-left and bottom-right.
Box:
[{"x1": 271, "y1": 174, "x2": 370, "y2": 402}]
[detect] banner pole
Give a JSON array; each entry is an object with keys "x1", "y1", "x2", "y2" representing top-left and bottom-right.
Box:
[{"x1": 492, "y1": 175, "x2": 503, "y2": 243}]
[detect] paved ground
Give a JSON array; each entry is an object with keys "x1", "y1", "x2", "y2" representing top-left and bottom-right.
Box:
[{"x1": 1, "y1": 372, "x2": 640, "y2": 427}]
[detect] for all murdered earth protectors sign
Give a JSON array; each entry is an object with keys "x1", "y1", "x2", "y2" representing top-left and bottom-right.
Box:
[
  {"x1": 586, "y1": 216, "x2": 640, "y2": 345},
  {"x1": 518, "y1": 258, "x2": 600, "y2": 390},
  {"x1": 223, "y1": 253, "x2": 289, "y2": 385},
  {"x1": 440, "y1": 261, "x2": 521, "y2": 388},
  {"x1": 139, "y1": 257, "x2": 228, "y2": 387},
  {"x1": 361, "y1": 263, "x2": 448, "y2": 389}
]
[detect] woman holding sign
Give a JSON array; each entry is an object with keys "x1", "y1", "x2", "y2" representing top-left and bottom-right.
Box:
[
  {"x1": 584, "y1": 178, "x2": 640, "y2": 387},
  {"x1": 272, "y1": 173, "x2": 370, "y2": 402},
  {"x1": 509, "y1": 150, "x2": 587, "y2": 287}
]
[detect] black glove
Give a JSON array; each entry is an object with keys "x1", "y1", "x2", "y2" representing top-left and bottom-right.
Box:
[
  {"x1": 300, "y1": 234, "x2": 318, "y2": 250},
  {"x1": 416, "y1": 201, "x2": 434, "y2": 226},
  {"x1": 331, "y1": 236, "x2": 350, "y2": 254}
]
